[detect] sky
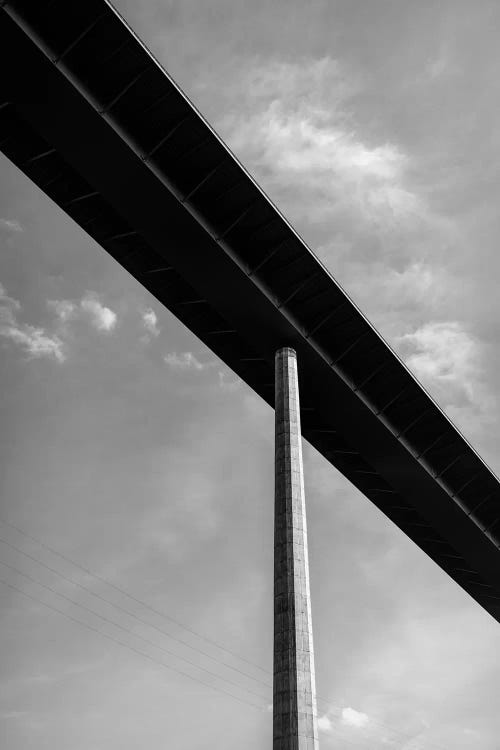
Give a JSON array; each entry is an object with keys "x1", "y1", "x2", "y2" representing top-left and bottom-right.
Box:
[{"x1": 1, "y1": 1, "x2": 500, "y2": 748}]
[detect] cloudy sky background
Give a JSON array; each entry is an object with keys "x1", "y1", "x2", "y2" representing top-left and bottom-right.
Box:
[{"x1": 1, "y1": 1, "x2": 500, "y2": 748}]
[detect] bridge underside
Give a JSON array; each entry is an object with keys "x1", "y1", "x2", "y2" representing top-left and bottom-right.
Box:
[{"x1": 1, "y1": 0, "x2": 499, "y2": 621}]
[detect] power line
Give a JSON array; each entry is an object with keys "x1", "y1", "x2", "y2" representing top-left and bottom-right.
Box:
[
  {"x1": 1, "y1": 573, "x2": 374, "y2": 749},
  {"x1": 0, "y1": 541, "x2": 425, "y2": 750},
  {"x1": 1, "y1": 577, "x2": 375, "y2": 750},
  {"x1": 0, "y1": 520, "x2": 370, "y2": 713},
  {"x1": 0, "y1": 558, "x2": 269, "y2": 704},
  {"x1": 0, "y1": 576, "x2": 266, "y2": 712},
  {"x1": 0, "y1": 519, "x2": 449, "y2": 750},
  {"x1": 0, "y1": 516, "x2": 268, "y2": 675},
  {"x1": 0, "y1": 531, "x2": 338, "y2": 707},
  {"x1": 0, "y1": 534, "x2": 272, "y2": 690}
]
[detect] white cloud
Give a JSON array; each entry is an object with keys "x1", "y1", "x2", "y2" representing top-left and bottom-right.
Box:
[
  {"x1": 317, "y1": 714, "x2": 333, "y2": 732},
  {"x1": 164, "y1": 351, "x2": 206, "y2": 370},
  {"x1": 1, "y1": 324, "x2": 65, "y2": 362},
  {"x1": 0, "y1": 218, "x2": 23, "y2": 232},
  {"x1": 396, "y1": 321, "x2": 481, "y2": 407},
  {"x1": 219, "y1": 58, "x2": 423, "y2": 229},
  {"x1": 142, "y1": 307, "x2": 160, "y2": 337},
  {"x1": 48, "y1": 299, "x2": 77, "y2": 323},
  {"x1": 80, "y1": 293, "x2": 117, "y2": 332},
  {"x1": 317, "y1": 706, "x2": 369, "y2": 735},
  {"x1": 227, "y1": 100, "x2": 416, "y2": 226},
  {"x1": 49, "y1": 293, "x2": 117, "y2": 333},
  {"x1": 0, "y1": 283, "x2": 65, "y2": 363},
  {"x1": 341, "y1": 706, "x2": 369, "y2": 728},
  {"x1": 0, "y1": 287, "x2": 119, "y2": 363},
  {"x1": 0, "y1": 282, "x2": 21, "y2": 311}
]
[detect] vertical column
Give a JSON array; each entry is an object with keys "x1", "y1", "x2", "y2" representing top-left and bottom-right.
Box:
[{"x1": 274, "y1": 347, "x2": 319, "y2": 750}]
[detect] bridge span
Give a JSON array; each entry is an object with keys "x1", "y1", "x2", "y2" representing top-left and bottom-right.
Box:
[{"x1": 1, "y1": 0, "x2": 499, "y2": 624}]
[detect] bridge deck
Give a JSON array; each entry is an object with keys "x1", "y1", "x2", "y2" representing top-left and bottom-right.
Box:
[{"x1": 1, "y1": 0, "x2": 499, "y2": 621}]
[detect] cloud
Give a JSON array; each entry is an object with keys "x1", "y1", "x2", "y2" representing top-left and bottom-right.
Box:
[
  {"x1": 218, "y1": 57, "x2": 423, "y2": 230},
  {"x1": 0, "y1": 283, "x2": 65, "y2": 363},
  {"x1": 49, "y1": 293, "x2": 117, "y2": 333},
  {"x1": 164, "y1": 351, "x2": 206, "y2": 370},
  {"x1": 317, "y1": 706, "x2": 369, "y2": 735},
  {"x1": 218, "y1": 369, "x2": 242, "y2": 391},
  {"x1": 396, "y1": 321, "x2": 482, "y2": 408},
  {"x1": 164, "y1": 352, "x2": 240, "y2": 387},
  {"x1": 0, "y1": 324, "x2": 65, "y2": 362},
  {"x1": 231, "y1": 102, "x2": 412, "y2": 225},
  {"x1": 0, "y1": 218, "x2": 23, "y2": 232},
  {"x1": 48, "y1": 299, "x2": 77, "y2": 323},
  {"x1": 0, "y1": 287, "x2": 119, "y2": 363},
  {"x1": 317, "y1": 714, "x2": 333, "y2": 732},
  {"x1": 341, "y1": 706, "x2": 369, "y2": 728},
  {"x1": 142, "y1": 307, "x2": 160, "y2": 338},
  {"x1": 0, "y1": 282, "x2": 21, "y2": 311},
  {"x1": 80, "y1": 293, "x2": 117, "y2": 332}
]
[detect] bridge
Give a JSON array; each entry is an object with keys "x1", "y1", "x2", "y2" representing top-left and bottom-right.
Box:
[{"x1": 1, "y1": 0, "x2": 499, "y2": 623}]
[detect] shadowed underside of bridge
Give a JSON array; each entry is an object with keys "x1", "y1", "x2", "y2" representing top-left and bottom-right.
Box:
[{"x1": 1, "y1": 0, "x2": 499, "y2": 622}]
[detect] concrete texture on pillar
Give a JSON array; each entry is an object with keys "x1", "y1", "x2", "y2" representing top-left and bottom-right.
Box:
[{"x1": 274, "y1": 347, "x2": 319, "y2": 750}]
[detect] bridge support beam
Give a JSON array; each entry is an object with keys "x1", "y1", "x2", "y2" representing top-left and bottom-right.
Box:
[{"x1": 274, "y1": 347, "x2": 319, "y2": 750}]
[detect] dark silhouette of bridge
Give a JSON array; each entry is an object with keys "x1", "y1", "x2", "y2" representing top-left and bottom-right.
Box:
[{"x1": 1, "y1": 0, "x2": 499, "y2": 634}]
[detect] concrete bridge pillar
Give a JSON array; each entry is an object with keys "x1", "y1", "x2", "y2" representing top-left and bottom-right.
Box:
[{"x1": 274, "y1": 347, "x2": 319, "y2": 750}]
